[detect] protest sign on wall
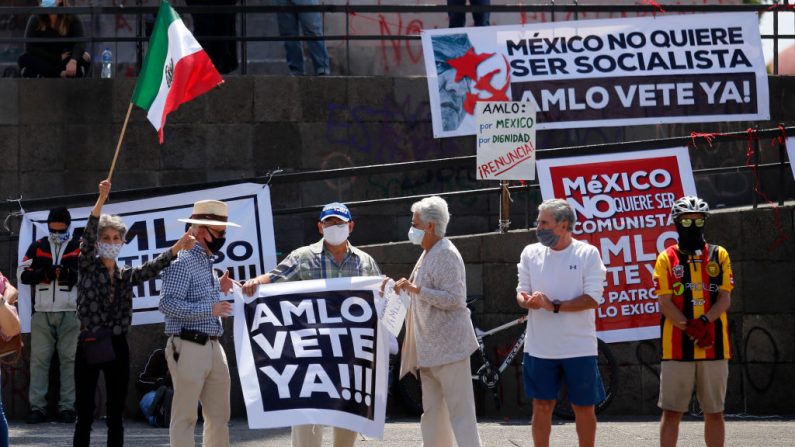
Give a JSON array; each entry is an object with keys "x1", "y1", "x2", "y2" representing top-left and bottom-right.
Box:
[
  {"x1": 16, "y1": 183, "x2": 276, "y2": 333},
  {"x1": 422, "y1": 12, "x2": 769, "y2": 138},
  {"x1": 234, "y1": 276, "x2": 389, "y2": 438},
  {"x1": 537, "y1": 148, "x2": 697, "y2": 342},
  {"x1": 476, "y1": 101, "x2": 537, "y2": 180}
]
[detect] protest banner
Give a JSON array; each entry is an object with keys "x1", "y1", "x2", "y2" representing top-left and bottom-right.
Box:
[
  {"x1": 476, "y1": 101, "x2": 537, "y2": 180},
  {"x1": 422, "y1": 12, "x2": 769, "y2": 138},
  {"x1": 537, "y1": 148, "x2": 697, "y2": 342},
  {"x1": 234, "y1": 276, "x2": 389, "y2": 438},
  {"x1": 16, "y1": 183, "x2": 276, "y2": 333}
]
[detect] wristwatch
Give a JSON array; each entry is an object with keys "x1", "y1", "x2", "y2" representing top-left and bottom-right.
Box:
[{"x1": 553, "y1": 300, "x2": 561, "y2": 313}]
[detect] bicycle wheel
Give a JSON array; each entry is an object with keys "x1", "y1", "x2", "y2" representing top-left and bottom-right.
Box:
[{"x1": 552, "y1": 339, "x2": 619, "y2": 420}]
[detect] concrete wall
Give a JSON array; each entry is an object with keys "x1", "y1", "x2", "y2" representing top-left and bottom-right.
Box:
[
  {"x1": 0, "y1": 74, "x2": 794, "y2": 419},
  {"x1": 1, "y1": 75, "x2": 793, "y2": 253}
]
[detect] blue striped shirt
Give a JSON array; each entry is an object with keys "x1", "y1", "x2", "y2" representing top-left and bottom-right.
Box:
[{"x1": 159, "y1": 245, "x2": 223, "y2": 336}]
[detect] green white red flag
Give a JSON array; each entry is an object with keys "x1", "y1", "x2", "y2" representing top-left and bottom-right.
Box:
[{"x1": 131, "y1": 0, "x2": 223, "y2": 143}]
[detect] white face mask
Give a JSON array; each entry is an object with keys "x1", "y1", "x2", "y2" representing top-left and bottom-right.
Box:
[
  {"x1": 408, "y1": 226, "x2": 425, "y2": 245},
  {"x1": 97, "y1": 242, "x2": 123, "y2": 260},
  {"x1": 322, "y1": 223, "x2": 350, "y2": 246}
]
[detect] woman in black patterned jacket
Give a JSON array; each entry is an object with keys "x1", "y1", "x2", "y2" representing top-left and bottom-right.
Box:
[{"x1": 74, "y1": 179, "x2": 195, "y2": 447}]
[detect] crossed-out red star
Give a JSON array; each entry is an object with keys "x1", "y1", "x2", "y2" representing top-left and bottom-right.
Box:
[
  {"x1": 463, "y1": 57, "x2": 511, "y2": 114},
  {"x1": 447, "y1": 48, "x2": 494, "y2": 83}
]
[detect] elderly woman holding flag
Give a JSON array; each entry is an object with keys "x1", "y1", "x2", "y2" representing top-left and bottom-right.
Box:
[{"x1": 73, "y1": 179, "x2": 195, "y2": 447}]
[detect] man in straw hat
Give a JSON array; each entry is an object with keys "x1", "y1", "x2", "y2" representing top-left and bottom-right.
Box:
[{"x1": 159, "y1": 199, "x2": 239, "y2": 447}]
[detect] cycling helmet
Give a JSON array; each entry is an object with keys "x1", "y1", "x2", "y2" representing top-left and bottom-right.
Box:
[{"x1": 670, "y1": 196, "x2": 709, "y2": 220}]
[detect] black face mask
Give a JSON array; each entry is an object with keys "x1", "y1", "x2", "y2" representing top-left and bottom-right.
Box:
[
  {"x1": 205, "y1": 233, "x2": 226, "y2": 254},
  {"x1": 675, "y1": 222, "x2": 705, "y2": 252}
]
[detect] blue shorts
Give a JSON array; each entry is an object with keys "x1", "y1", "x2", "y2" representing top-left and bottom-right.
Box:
[{"x1": 522, "y1": 353, "x2": 606, "y2": 406}]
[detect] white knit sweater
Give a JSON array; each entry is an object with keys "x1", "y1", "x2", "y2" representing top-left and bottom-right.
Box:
[{"x1": 401, "y1": 238, "x2": 478, "y2": 371}]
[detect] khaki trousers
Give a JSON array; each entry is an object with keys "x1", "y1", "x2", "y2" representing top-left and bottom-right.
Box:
[
  {"x1": 166, "y1": 336, "x2": 231, "y2": 447},
  {"x1": 292, "y1": 425, "x2": 358, "y2": 447},
  {"x1": 419, "y1": 357, "x2": 482, "y2": 447}
]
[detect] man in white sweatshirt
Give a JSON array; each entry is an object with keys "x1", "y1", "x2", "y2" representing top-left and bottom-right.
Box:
[{"x1": 516, "y1": 198, "x2": 607, "y2": 447}]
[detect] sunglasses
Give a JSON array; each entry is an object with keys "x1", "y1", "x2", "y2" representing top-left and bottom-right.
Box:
[
  {"x1": 203, "y1": 227, "x2": 226, "y2": 238},
  {"x1": 679, "y1": 218, "x2": 705, "y2": 228}
]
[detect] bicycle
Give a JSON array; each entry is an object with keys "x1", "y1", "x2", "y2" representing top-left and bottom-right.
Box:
[{"x1": 394, "y1": 296, "x2": 619, "y2": 420}]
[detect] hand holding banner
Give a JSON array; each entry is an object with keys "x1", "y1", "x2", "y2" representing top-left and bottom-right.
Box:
[{"x1": 234, "y1": 276, "x2": 389, "y2": 438}]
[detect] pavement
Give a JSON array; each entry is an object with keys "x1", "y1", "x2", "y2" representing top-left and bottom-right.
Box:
[{"x1": 8, "y1": 415, "x2": 795, "y2": 446}]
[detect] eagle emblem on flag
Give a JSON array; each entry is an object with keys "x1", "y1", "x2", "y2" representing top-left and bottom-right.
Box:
[{"x1": 165, "y1": 58, "x2": 175, "y2": 88}]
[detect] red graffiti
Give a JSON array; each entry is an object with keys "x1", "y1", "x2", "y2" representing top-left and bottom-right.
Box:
[{"x1": 376, "y1": 13, "x2": 423, "y2": 73}]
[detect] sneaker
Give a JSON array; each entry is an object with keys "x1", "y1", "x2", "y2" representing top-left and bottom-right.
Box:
[
  {"x1": 59, "y1": 409, "x2": 76, "y2": 424},
  {"x1": 26, "y1": 409, "x2": 46, "y2": 424}
]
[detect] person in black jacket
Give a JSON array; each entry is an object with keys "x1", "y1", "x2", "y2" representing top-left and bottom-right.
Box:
[
  {"x1": 17, "y1": 206, "x2": 80, "y2": 424},
  {"x1": 73, "y1": 179, "x2": 195, "y2": 447},
  {"x1": 17, "y1": 0, "x2": 91, "y2": 78}
]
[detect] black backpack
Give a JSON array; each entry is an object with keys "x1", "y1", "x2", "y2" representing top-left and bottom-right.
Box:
[
  {"x1": 151, "y1": 384, "x2": 173, "y2": 428},
  {"x1": 137, "y1": 349, "x2": 173, "y2": 428},
  {"x1": 137, "y1": 348, "x2": 171, "y2": 394}
]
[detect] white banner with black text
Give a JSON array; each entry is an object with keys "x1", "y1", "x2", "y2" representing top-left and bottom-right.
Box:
[
  {"x1": 422, "y1": 12, "x2": 769, "y2": 138},
  {"x1": 234, "y1": 276, "x2": 389, "y2": 438},
  {"x1": 16, "y1": 183, "x2": 276, "y2": 333}
]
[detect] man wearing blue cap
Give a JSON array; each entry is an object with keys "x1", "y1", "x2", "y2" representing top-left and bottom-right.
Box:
[{"x1": 242, "y1": 202, "x2": 381, "y2": 447}]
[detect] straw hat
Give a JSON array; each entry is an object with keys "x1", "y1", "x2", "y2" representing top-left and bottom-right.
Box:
[{"x1": 178, "y1": 200, "x2": 240, "y2": 227}]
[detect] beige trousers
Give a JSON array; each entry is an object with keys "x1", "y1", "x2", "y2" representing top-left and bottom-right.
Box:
[
  {"x1": 419, "y1": 357, "x2": 482, "y2": 447},
  {"x1": 292, "y1": 424, "x2": 358, "y2": 447},
  {"x1": 166, "y1": 336, "x2": 231, "y2": 447}
]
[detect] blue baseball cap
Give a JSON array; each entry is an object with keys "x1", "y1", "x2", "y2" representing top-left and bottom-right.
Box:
[{"x1": 319, "y1": 202, "x2": 352, "y2": 222}]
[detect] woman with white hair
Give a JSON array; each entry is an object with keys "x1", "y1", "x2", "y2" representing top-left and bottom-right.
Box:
[
  {"x1": 74, "y1": 179, "x2": 195, "y2": 447},
  {"x1": 393, "y1": 196, "x2": 482, "y2": 447}
]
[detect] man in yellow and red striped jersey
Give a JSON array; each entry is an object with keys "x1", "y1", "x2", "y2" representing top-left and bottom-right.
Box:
[{"x1": 653, "y1": 196, "x2": 733, "y2": 447}]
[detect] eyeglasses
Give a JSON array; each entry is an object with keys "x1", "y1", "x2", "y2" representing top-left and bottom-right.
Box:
[{"x1": 679, "y1": 218, "x2": 705, "y2": 228}]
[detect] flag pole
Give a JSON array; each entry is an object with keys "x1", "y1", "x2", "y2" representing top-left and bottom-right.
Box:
[{"x1": 107, "y1": 102, "x2": 134, "y2": 182}]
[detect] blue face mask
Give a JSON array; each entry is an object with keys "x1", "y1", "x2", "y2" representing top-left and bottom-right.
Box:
[
  {"x1": 97, "y1": 242, "x2": 123, "y2": 260},
  {"x1": 41, "y1": 0, "x2": 57, "y2": 7},
  {"x1": 536, "y1": 228, "x2": 560, "y2": 248},
  {"x1": 408, "y1": 226, "x2": 425, "y2": 245},
  {"x1": 49, "y1": 231, "x2": 70, "y2": 245}
]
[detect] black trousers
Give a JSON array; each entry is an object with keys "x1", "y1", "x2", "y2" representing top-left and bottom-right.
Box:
[
  {"x1": 73, "y1": 334, "x2": 130, "y2": 447},
  {"x1": 18, "y1": 52, "x2": 91, "y2": 78},
  {"x1": 186, "y1": 0, "x2": 239, "y2": 74}
]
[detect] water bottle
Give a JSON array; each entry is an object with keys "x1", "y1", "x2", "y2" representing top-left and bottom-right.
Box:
[{"x1": 101, "y1": 48, "x2": 113, "y2": 79}]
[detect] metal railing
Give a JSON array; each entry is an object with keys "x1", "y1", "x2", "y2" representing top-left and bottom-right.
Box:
[
  {"x1": 1, "y1": 124, "x2": 791, "y2": 216},
  {"x1": 0, "y1": 2, "x2": 793, "y2": 75}
]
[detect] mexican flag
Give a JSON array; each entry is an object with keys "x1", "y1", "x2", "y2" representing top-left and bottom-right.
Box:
[{"x1": 132, "y1": 0, "x2": 223, "y2": 143}]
